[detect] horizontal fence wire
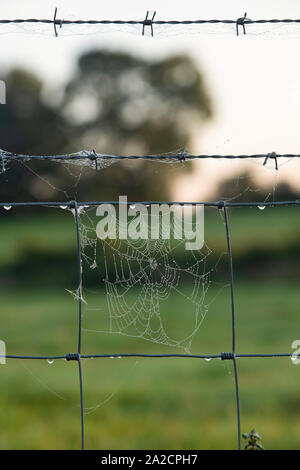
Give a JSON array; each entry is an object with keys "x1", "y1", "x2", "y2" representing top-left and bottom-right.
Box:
[
  {"x1": 1, "y1": 198, "x2": 299, "y2": 450},
  {"x1": 0, "y1": 200, "x2": 300, "y2": 208},
  {"x1": 2, "y1": 353, "x2": 294, "y2": 359}
]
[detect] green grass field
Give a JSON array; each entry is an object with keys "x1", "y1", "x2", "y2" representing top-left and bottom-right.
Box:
[
  {"x1": 0, "y1": 205, "x2": 300, "y2": 449},
  {"x1": 0, "y1": 281, "x2": 300, "y2": 450}
]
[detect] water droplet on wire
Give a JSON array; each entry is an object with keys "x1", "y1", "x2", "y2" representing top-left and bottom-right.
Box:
[
  {"x1": 110, "y1": 356, "x2": 115, "y2": 359},
  {"x1": 129, "y1": 205, "x2": 136, "y2": 210},
  {"x1": 258, "y1": 205, "x2": 266, "y2": 211},
  {"x1": 60, "y1": 205, "x2": 68, "y2": 210},
  {"x1": 205, "y1": 358, "x2": 212, "y2": 362},
  {"x1": 4, "y1": 205, "x2": 11, "y2": 211},
  {"x1": 47, "y1": 359, "x2": 54, "y2": 365}
]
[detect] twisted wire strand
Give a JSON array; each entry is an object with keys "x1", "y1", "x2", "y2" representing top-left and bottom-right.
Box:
[
  {"x1": 1, "y1": 149, "x2": 300, "y2": 162},
  {"x1": 1, "y1": 17, "x2": 300, "y2": 26},
  {"x1": 1, "y1": 13, "x2": 300, "y2": 39}
]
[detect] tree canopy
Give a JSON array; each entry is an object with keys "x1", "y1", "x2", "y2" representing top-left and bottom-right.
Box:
[{"x1": 0, "y1": 50, "x2": 213, "y2": 201}]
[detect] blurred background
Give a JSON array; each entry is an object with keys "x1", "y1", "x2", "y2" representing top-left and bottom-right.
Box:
[{"x1": 1, "y1": 0, "x2": 300, "y2": 450}]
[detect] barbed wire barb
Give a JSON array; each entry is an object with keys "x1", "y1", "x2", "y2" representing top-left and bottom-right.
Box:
[
  {"x1": 263, "y1": 152, "x2": 278, "y2": 170},
  {"x1": 142, "y1": 10, "x2": 156, "y2": 36},
  {"x1": 236, "y1": 12, "x2": 248, "y2": 36},
  {"x1": 53, "y1": 7, "x2": 63, "y2": 37},
  {"x1": 90, "y1": 149, "x2": 98, "y2": 171}
]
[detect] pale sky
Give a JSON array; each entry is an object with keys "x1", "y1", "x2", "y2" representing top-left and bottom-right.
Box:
[{"x1": 1, "y1": 0, "x2": 300, "y2": 200}]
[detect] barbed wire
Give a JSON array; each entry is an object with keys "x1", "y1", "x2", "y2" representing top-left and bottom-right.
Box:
[
  {"x1": 0, "y1": 149, "x2": 294, "y2": 172},
  {"x1": 1, "y1": 198, "x2": 300, "y2": 450},
  {"x1": 1, "y1": 10, "x2": 300, "y2": 36}
]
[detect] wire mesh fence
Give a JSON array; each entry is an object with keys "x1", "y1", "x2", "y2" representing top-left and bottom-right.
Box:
[{"x1": 0, "y1": 198, "x2": 298, "y2": 450}]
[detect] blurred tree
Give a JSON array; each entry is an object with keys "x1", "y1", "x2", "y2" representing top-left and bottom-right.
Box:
[
  {"x1": 0, "y1": 69, "x2": 68, "y2": 154},
  {"x1": 61, "y1": 50, "x2": 212, "y2": 200},
  {"x1": 0, "y1": 50, "x2": 213, "y2": 201},
  {"x1": 0, "y1": 69, "x2": 70, "y2": 201}
]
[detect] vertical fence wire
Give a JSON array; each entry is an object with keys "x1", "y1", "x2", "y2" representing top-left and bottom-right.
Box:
[
  {"x1": 222, "y1": 202, "x2": 241, "y2": 450},
  {"x1": 72, "y1": 200, "x2": 85, "y2": 450}
]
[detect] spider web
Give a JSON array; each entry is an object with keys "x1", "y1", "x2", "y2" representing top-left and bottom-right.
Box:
[
  {"x1": 0, "y1": 147, "x2": 191, "y2": 200},
  {"x1": 74, "y1": 205, "x2": 216, "y2": 353}
]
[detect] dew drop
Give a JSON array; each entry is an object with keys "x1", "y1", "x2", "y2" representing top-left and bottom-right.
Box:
[
  {"x1": 291, "y1": 355, "x2": 298, "y2": 362},
  {"x1": 90, "y1": 261, "x2": 97, "y2": 270},
  {"x1": 4, "y1": 205, "x2": 11, "y2": 211},
  {"x1": 117, "y1": 356, "x2": 122, "y2": 359},
  {"x1": 47, "y1": 359, "x2": 54, "y2": 365},
  {"x1": 110, "y1": 355, "x2": 115, "y2": 359},
  {"x1": 149, "y1": 258, "x2": 158, "y2": 270},
  {"x1": 129, "y1": 204, "x2": 136, "y2": 209},
  {"x1": 258, "y1": 205, "x2": 266, "y2": 211},
  {"x1": 205, "y1": 358, "x2": 212, "y2": 362},
  {"x1": 60, "y1": 205, "x2": 68, "y2": 210}
]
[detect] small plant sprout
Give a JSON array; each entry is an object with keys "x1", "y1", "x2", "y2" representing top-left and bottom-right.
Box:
[{"x1": 242, "y1": 429, "x2": 264, "y2": 450}]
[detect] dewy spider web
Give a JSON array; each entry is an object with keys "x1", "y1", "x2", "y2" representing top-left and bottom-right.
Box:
[
  {"x1": 0, "y1": 147, "x2": 191, "y2": 198},
  {"x1": 76, "y1": 205, "x2": 215, "y2": 352},
  {"x1": 0, "y1": 146, "x2": 291, "y2": 218},
  {"x1": 2, "y1": 148, "x2": 298, "y2": 167},
  {"x1": 0, "y1": 147, "x2": 197, "y2": 170}
]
